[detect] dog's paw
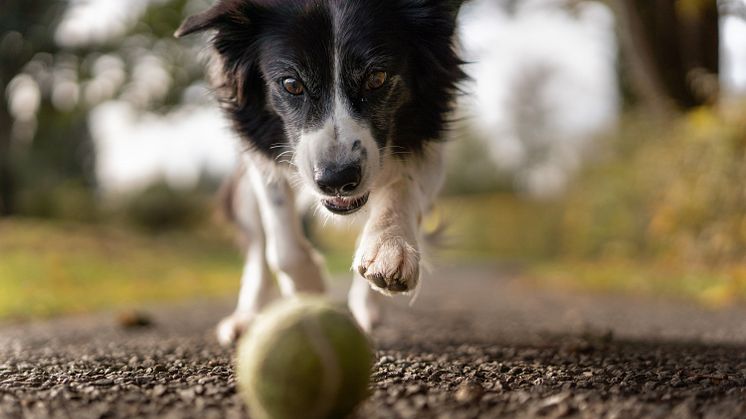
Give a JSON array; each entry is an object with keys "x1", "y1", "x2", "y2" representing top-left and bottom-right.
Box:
[
  {"x1": 354, "y1": 234, "x2": 420, "y2": 294},
  {"x1": 216, "y1": 311, "x2": 255, "y2": 347}
]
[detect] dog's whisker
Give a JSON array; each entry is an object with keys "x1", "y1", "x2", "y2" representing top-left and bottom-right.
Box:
[
  {"x1": 286, "y1": 171, "x2": 305, "y2": 189},
  {"x1": 275, "y1": 150, "x2": 295, "y2": 158},
  {"x1": 311, "y1": 202, "x2": 324, "y2": 219},
  {"x1": 275, "y1": 153, "x2": 295, "y2": 161},
  {"x1": 278, "y1": 160, "x2": 298, "y2": 168},
  {"x1": 269, "y1": 142, "x2": 294, "y2": 150},
  {"x1": 378, "y1": 145, "x2": 413, "y2": 156}
]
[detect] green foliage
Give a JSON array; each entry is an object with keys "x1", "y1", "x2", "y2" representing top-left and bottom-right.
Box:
[
  {"x1": 10, "y1": 89, "x2": 96, "y2": 221},
  {"x1": 1, "y1": 0, "x2": 211, "y2": 218},
  {"x1": 18, "y1": 180, "x2": 99, "y2": 221},
  {"x1": 423, "y1": 105, "x2": 746, "y2": 307},
  {"x1": 556, "y1": 105, "x2": 746, "y2": 270},
  {"x1": 443, "y1": 137, "x2": 515, "y2": 196},
  {"x1": 0, "y1": 0, "x2": 67, "y2": 81},
  {"x1": 122, "y1": 181, "x2": 209, "y2": 232}
]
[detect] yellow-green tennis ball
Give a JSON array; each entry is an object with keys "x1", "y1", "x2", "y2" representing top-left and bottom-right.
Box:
[{"x1": 236, "y1": 296, "x2": 374, "y2": 419}]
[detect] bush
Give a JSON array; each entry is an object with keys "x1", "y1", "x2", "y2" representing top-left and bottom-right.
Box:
[
  {"x1": 123, "y1": 182, "x2": 208, "y2": 232},
  {"x1": 18, "y1": 180, "x2": 99, "y2": 222},
  {"x1": 557, "y1": 104, "x2": 746, "y2": 268}
]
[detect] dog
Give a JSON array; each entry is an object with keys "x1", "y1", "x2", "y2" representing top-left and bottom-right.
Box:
[{"x1": 176, "y1": 0, "x2": 465, "y2": 346}]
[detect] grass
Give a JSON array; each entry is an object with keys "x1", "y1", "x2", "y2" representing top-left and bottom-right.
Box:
[
  {"x1": 0, "y1": 219, "x2": 243, "y2": 320},
  {"x1": 529, "y1": 260, "x2": 746, "y2": 309},
  {"x1": 1, "y1": 193, "x2": 554, "y2": 320},
  {"x1": 2, "y1": 191, "x2": 746, "y2": 321}
]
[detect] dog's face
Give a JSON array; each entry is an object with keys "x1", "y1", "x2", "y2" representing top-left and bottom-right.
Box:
[
  {"x1": 177, "y1": 0, "x2": 463, "y2": 215},
  {"x1": 257, "y1": 1, "x2": 411, "y2": 215}
]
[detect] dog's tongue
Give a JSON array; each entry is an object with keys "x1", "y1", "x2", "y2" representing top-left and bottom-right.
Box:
[{"x1": 328, "y1": 197, "x2": 352, "y2": 208}]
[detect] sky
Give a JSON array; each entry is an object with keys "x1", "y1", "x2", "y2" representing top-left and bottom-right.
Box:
[{"x1": 53, "y1": 0, "x2": 746, "y2": 196}]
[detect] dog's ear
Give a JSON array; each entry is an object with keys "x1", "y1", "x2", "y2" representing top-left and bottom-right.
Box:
[{"x1": 175, "y1": 0, "x2": 243, "y2": 38}]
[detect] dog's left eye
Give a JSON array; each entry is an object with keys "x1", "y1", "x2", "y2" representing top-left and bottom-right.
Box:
[
  {"x1": 281, "y1": 78, "x2": 305, "y2": 95},
  {"x1": 365, "y1": 71, "x2": 387, "y2": 91}
]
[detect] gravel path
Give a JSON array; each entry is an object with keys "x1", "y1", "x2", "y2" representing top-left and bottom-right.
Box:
[{"x1": 2, "y1": 264, "x2": 746, "y2": 418}]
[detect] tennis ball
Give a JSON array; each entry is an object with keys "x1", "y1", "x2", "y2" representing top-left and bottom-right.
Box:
[{"x1": 236, "y1": 296, "x2": 374, "y2": 419}]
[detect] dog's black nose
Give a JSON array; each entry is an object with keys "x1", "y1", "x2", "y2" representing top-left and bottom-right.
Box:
[{"x1": 314, "y1": 164, "x2": 362, "y2": 196}]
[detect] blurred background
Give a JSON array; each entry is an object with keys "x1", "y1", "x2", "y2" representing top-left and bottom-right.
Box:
[{"x1": 0, "y1": 0, "x2": 744, "y2": 320}]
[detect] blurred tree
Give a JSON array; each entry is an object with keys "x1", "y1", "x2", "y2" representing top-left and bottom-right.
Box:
[
  {"x1": 613, "y1": 0, "x2": 719, "y2": 110},
  {"x1": 0, "y1": 0, "x2": 208, "y2": 217},
  {"x1": 0, "y1": 92, "x2": 12, "y2": 215},
  {"x1": 0, "y1": 1, "x2": 69, "y2": 215}
]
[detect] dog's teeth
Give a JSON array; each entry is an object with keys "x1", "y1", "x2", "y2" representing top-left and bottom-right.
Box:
[{"x1": 322, "y1": 192, "x2": 370, "y2": 214}]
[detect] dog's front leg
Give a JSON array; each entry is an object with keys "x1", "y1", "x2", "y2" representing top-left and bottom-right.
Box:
[
  {"x1": 216, "y1": 168, "x2": 276, "y2": 346},
  {"x1": 354, "y1": 179, "x2": 422, "y2": 294},
  {"x1": 248, "y1": 163, "x2": 326, "y2": 297},
  {"x1": 353, "y1": 148, "x2": 445, "y2": 296},
  {"x1": 217, "y1": 162, "x2": 326, "y2": 346}
]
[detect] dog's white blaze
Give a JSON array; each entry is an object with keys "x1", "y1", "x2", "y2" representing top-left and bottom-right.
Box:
[
  {"x1": 332, "y1": 92, "x2": 381, "y2": 189},
  {"x1": 295, "y1": 121, "x2": 333, "y2": 191},
  {"x1": 294, "y1": 36, "x2": 380, "y2": 198}
]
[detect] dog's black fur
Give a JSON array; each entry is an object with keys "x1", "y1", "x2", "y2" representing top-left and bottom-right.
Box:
[{"x1": 177, "y1": 0, "x2": 465, "y2": 161}]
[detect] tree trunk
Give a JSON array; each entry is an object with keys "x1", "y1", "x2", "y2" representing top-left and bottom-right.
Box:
[
  {"x1": 0, "y1": 104, "x2": 15, "y2": 216},
  {"x1": 613, "y1": 0, "x2": 720, "y2": 110}
]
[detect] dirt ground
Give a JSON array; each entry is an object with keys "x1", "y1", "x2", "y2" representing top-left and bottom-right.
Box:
[{"x1": 2, "y1": 264, "x2": 746, "y2": 418}]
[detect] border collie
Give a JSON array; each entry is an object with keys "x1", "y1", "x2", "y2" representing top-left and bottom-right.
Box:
[{"x1": 176, "y1": 0, "x2": 465, "y2": 345}]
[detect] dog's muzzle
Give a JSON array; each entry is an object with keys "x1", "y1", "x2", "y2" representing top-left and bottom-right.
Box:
[
  {"x1": 314, "y1": 163, "x2": 370, "y2": 214},
  {"x1": 314, "y1": 164, "x2": 361, "y2": 195}
]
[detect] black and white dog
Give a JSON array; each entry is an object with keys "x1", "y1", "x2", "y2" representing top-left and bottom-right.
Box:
[{"x1": 176, "y1": 0, "x2": 465, "y2": 345}]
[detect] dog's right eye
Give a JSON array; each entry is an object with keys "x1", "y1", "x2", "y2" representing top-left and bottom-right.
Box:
[
  {"x1": 365, "y1": 71, "x2": 387, "y2": 91},
  {"x1": 281, "y1": 78, "x2": 305, "y2": 96}
]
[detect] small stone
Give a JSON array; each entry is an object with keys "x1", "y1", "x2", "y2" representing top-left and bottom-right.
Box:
[
  {"x1": 405, "y1": 383, "x2": 424, "y2": 396},
  {"x1": 92, "y1": 379, "x2": 113, "y2": 387},
  {"x1": 117, "y1": 311, "x2": 154, "y2": 329},
  {"x1": 179, "y1": 388, "x2": 196, "y2": 402},
  {"x1": 152, "y1": 385, "x2": 167, "y2": 397},
  {"x1": 455, "y1": 381, "x2": 483, "y2": 403}
]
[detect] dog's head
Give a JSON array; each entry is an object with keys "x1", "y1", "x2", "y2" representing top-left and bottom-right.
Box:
[{"x1": 177, "y1": 0, "x2": 464, "y2": 215}]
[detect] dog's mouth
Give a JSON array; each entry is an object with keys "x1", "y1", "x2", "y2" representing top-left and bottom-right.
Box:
[{"x1": 321, "y1": 192, "x2": 370, "y2": 215}]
